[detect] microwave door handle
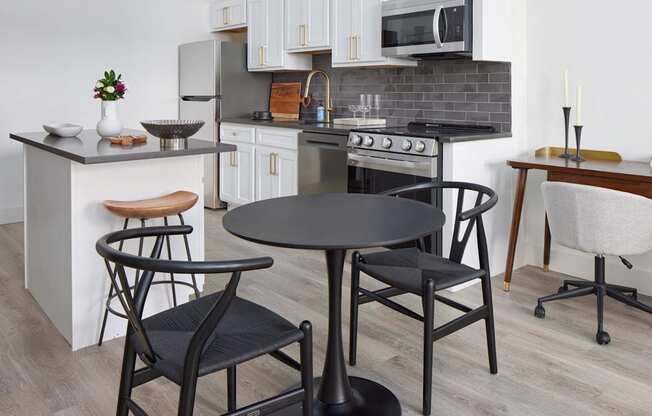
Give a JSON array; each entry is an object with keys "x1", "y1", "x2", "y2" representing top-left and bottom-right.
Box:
[{"x1": 433, "y1": 6, "x2": 443, "y2": 48}]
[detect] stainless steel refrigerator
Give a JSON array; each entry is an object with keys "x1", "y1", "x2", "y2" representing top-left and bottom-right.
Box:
[{"x1": 179, "y1": 40, "x2": 271, "y2": 209}]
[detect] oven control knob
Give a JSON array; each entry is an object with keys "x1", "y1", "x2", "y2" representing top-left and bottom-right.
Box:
[
  {"x1": 363, "y1": 136, "x2": 374, "y2": 147},
  {"x1": 401, "y1": 139, "x2": 412, "y2": 151},
  {"x1": 382, "y1": 138, "x2": 392, "y2": 149},
  {"x1": 415, "y1": 140, "x2": 426, "y2": 153},
  {"x1": 351, "y1": 134, "x2": 362, "y2": 146}
]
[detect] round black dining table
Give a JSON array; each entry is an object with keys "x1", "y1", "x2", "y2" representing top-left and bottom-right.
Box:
[{"x1": 223, "y1": 193, "x2": 445, "y2": 416}]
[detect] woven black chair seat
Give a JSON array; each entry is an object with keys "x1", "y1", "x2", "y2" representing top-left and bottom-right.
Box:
[
  {"x1": 142, "y1": 291, "x2": 304, "y2": 384},
  {"x1": 359, "y1": 248, "x2": 486, "y2": 295}
]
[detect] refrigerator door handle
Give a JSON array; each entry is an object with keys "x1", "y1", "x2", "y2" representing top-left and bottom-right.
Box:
[{"x1": 181, "y1": 96, "x2": 219, "y2": 102}]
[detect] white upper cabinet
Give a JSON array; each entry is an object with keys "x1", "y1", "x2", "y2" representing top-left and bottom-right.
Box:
[
  {"x1": 285, "y1": 0, "x2": 330, "y2": 52},
  {"x1": 472, "y1": 0, "x2": 522, "y2": 62},
  {"x1": 331, "y1": 0, "x2": 416, "y2": 68},
  {"x1": 210, "y1": 0, "x2": 247, "y2": 31},
  {"x1": 248, "y1": 0, "x2": 312, "y2": 71}
]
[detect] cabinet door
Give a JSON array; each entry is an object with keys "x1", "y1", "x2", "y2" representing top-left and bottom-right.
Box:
[
  {"x1": 255, "y1": 146, "x2": 298, "y2": 201},
  {"x1": 211, "y1": 0, "x2": 246, "y2": 31},
  {"x1": 306, "y1": 0, "x2": 330, "y2": 49},
  {"x1": 247, "y1": 0, "x2": 267, "y2": 69},
  {"x1": 356, "y1": 0, "x2": 384, "y2": 63},
  {"x1": 285, "y1": 0, "x2": 305, "y2": 50},
  {"x1": 331, "y1": 0, "x2": 354, "y2": 64},
  {"x1": 255, "y1": 147, "x2": 277, "y2": 201},
  {"x1": 226, "y1": 0, "x2": 246, "y2": 27},
  {"x1": 219, "y1": 145, "x2": 238, "y2": 204},
  {"x1": 235, "y1": 143, "x2": 255, "y2": 204},
  {"x1": 265, "y1": 0, "x2": 285, "y2": 67},
  {"x1": 276, "y1": 148, "x2": 298, "y2": 197}
]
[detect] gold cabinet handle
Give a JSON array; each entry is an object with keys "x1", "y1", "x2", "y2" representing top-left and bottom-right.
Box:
[
  {"x1": 298, "y1": 25, "x2": 302, "y2": 47},
  {"x1": 273, "y1": 153, "x2": 278, "y2": 176},
  {"x1": 223, "y1": 7, "x2": 229, "y2": 25},
  {"x1": 258, "y1": 46, "x2": 263, "y2": 66},
  {"x1": 269, "y1": 153, "x2": 278, "y2": 176},
  {"x1": 304, "y1": 24, "x2": 309, "y2": 46},
  {"x1": 347, "y1": 35, "x2": 352, "y2": 60},
  {"x1": 354, "y1": 34, "x2": 359, "y2": 60}
]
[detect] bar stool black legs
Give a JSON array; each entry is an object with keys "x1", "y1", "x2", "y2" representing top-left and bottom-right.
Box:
[
  {"x1": 98, "y1": 213, "x2": 200, "y2": 346},
  {"x1": 177, "y1": 213, "x2": 200, "y2": 299}
]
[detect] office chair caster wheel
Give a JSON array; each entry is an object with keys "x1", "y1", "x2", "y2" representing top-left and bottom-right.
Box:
[
  {"x1": 534, "y1": 304, "x2": 545, "y2": 319},
  {"x1": 596, "y1": 330, "x2": 611, "y2": 345}
]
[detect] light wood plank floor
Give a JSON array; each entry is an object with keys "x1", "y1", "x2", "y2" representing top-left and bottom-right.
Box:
[{"x1": 1, "y1": 210, "x2": 651, "y2": 415}]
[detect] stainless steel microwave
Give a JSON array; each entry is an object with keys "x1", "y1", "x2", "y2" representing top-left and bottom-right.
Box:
[{"x1": 382, "y1": 0, "x2": 472, "y2": 58}]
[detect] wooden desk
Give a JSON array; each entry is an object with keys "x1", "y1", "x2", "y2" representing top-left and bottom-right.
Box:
[{"x1": 503, "y1": 149, "x2": 652, "y2": 291}]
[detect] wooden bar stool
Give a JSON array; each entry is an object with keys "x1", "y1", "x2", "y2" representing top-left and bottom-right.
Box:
[{"x1": 98, "y1": 190, "x2": 201, "y2": 346}]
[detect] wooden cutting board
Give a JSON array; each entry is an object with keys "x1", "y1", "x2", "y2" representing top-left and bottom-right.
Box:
[{"x1": 270, "y1": 82, "x2": 302, "y2": 120}]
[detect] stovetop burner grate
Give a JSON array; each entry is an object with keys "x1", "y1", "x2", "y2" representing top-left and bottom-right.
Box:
[{"x1": 353, "y1": 122, "x2": 496, "y2": 138}]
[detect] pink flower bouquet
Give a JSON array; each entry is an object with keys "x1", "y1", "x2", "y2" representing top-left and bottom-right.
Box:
[{"x1": 94, "y1": 69, "x2": 126, "y2": 101}]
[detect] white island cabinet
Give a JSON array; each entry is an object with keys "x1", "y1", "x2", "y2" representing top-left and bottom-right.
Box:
[
  {"x1": 248, "y1": 0, "x2": 312, "y2": 71},
  {"x1": 220, "y1": 122, "x2": 299, "y2": 206},
  {"x1": 10, "y1": 129, "x2": 235, "y2": 351}
]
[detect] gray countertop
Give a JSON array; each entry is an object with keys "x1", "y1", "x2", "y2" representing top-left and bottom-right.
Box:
[
  {"x1": 221, "y1": 117, "x2": 511, "y2": 143},
  {"x1": 10, "y1": 129, "x2": 236, "y2": 164},
  {"x1": 221, "y1": 117, "x2": 354, "y2": 135}
]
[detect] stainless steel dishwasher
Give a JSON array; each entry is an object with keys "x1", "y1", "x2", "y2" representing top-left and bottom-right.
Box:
[{"x1": 298, "y1": 131, "x2": 349, "y2": 194}]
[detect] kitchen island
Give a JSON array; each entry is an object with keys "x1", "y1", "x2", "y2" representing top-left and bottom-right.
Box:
[{"x1": 10, "y1": 129, "x2": 236, "y2": 350}]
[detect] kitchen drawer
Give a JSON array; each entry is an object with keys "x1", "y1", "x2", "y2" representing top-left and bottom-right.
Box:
[
  {"x1": 220, "y1": 124, "x2": 255, "y2": 144},
  {"x1": 256, "y1": 127, "x2": 300, "y2": 150}
]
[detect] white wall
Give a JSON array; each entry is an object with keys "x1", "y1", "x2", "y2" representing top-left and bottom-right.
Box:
[
  {"x1": 522, "y1": 0, "x2": 652, "y2": 294},
  {"x1": 0, "y1": 0, "x2": 242, "y2": 224}
]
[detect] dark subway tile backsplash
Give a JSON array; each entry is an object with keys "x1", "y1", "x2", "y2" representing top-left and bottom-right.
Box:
[{"x1": 273, "y1": 54, "x2": 512, "y2": 133}]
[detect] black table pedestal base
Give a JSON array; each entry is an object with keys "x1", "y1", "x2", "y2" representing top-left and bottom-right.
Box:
[{"x1": 274, "y1": 377, "x2": 402, "y2": 416}]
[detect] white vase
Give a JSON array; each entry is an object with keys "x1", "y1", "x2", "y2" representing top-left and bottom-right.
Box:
[{"x1": 96, "y1": 100, "x2": 123, "y2": 137}]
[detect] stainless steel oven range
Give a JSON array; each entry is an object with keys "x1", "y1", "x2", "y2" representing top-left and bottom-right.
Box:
[{"x1": 347, "y1": 121, "x2": 495, "y2": 254}]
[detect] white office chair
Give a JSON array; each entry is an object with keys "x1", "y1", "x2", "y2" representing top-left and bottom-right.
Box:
[{"x1": 535, "y1": 182, "x2": 652, "y2": 345}]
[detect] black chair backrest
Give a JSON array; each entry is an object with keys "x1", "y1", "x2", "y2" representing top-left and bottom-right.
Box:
[
  {"x1": 96, "y1": 225, "x2": 273, "y2": 367},
  {"x1": 383, "y1": 181, "x2": 498, "y2": 273}
]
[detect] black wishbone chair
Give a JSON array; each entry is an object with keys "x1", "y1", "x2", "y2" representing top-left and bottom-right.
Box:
[
  {"x1": 348, "y1": 181, "x2": 498, "y2": 415},
  {"x1": 96, "y1": 225, "x2": 313, "y2": 416}
]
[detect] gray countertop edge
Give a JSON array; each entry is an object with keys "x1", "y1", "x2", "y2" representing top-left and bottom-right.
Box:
[
  {"x1": 221, "y1": 118, "x2": 353, "y2": 135},
  {"x1": 221, "y1": 118, "x2": 512, "y2": 142},
  {"x1": 438, "y1": 132, "x2": 512, "y2": 143},
  {"x1": 10, "y1": 133, "x2": 237, "y2": 165}
]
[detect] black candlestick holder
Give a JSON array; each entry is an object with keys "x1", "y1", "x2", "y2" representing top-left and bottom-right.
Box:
[
  {"x1": 559, "y1": 107, "x2": 573, "y2": 158},
  {"x1": 571, "y1": 125, "x2": 584, "y2": 162}
]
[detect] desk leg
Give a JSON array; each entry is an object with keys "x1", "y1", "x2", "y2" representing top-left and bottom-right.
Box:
[
  {"x1": 543, "y1": 215, "x2": 551, "y2": 272},
  {"x1": 503, "y1": 168, "x2": 528, "y2": 292}
]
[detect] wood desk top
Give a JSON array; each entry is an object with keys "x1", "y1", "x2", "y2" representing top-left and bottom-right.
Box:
[{"x1": 507, "y1": 156, "x2": 652, "y2": 183}]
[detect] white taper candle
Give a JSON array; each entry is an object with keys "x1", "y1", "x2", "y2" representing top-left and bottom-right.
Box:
[
  {"x1": 564, "y1": 70, "x2": 569, "y2": 107},
  {"x1": 576, "y1": 85, "x2": 583, "y2": 125}
]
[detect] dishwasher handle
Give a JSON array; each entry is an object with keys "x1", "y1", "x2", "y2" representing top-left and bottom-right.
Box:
[{"x1": 298, "y1": 132, "x2": 348, "y2": 150}]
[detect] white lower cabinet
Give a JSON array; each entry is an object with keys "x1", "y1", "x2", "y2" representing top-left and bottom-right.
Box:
[
  {"x1": 255, "y1": 146, "x2": 298, "y2": 200},
  {"x1": 220, "y1": 123, "x2": 299, "y2": 206},
  {"x1": 219, "y1": 141, "x2": 255, "y2": 205}
]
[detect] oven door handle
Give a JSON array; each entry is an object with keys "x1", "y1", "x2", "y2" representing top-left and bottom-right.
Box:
[
  {"x1": 348, "y1": 153, "x2": 436, "y2": 177},
  {"x1": 433, "y1": 6, "x2": 444, "y2": 49}
]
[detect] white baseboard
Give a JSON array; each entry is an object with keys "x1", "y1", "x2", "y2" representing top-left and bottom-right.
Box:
[
  {"x1": 0, "y1": 206, "x2": 23, "y2": 225},
  {"x1": 520, "y1": 241, "x2": 652, "y2": 296}
]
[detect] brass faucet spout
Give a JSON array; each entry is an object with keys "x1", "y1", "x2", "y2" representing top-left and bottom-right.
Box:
[{"x1": 303, "y1": 70, "x2": 333, "y2": 122}]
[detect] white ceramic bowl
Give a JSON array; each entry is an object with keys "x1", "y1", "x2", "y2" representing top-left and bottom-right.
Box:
[{"x1": 43, "y1": 123, "x2": 83, "y2": 138}]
